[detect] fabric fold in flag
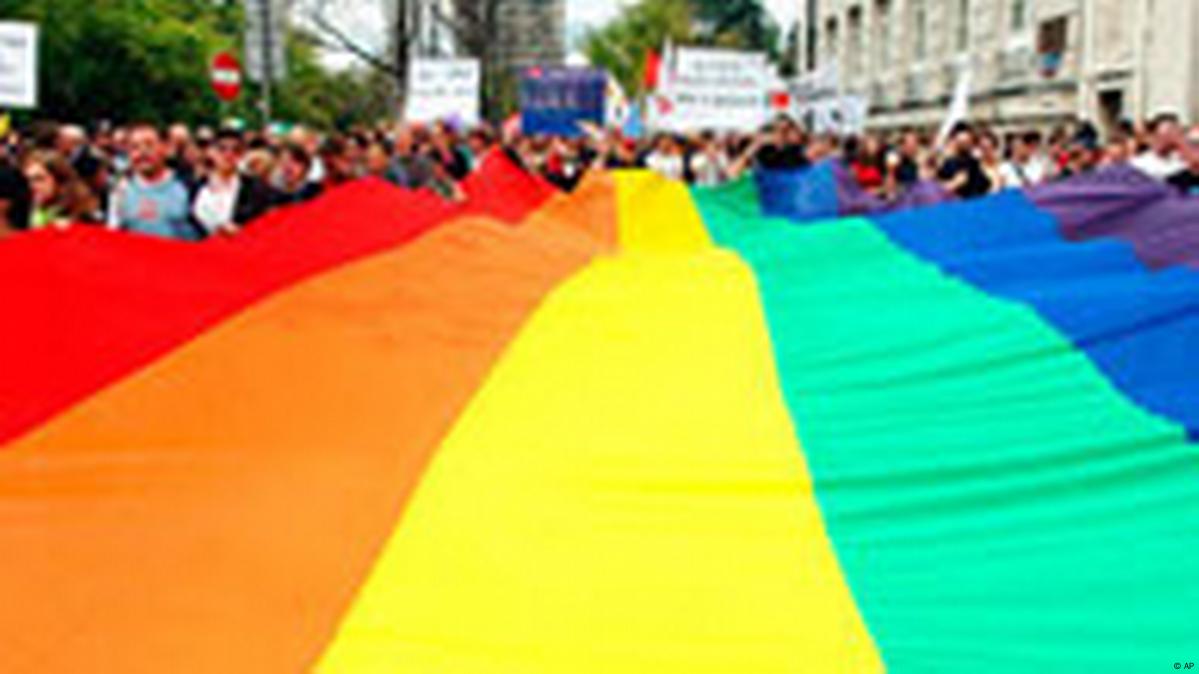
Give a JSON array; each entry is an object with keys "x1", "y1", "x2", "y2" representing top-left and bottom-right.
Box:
[
  {"x1": 0, "y1": 152, "x2": 553, "y2": 446},
  {"x1": 693, "y1": 176, "x2": 1199, "y2": 672},
  {"x1": 0, "y1": 174, "x2": 614, "y2": 673},
  {"x1": 315, "y1": 172, "x2": 881, "y2": 673}
]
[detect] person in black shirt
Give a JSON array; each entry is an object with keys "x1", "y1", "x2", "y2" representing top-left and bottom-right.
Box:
[
  {"x1": 728, "y1": 117, "x2": 810, "y2": 178},
  {"x1": 755, "y1": 118, "x2": 810, "y2": 170},
  {"x1": 0, "y1": 161, "x2": 32, "y2": 237},
  {"x1": 937, "y1": 124, "x2": 992, "y2": 199}
]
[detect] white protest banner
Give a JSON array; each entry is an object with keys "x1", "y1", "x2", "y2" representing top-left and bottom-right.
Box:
[
  {"x1": 405, "y1": 58, "x2": 481, "y2": 126},
  {"x1": 655, "y1": 47, "x2": 769, "y2": 133},
  {"x1": 0, "y1": 22, "x2": 38, "y2": 109}
]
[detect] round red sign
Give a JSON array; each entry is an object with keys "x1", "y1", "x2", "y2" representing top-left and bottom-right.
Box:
[{"x1": 210, "y1": 51, "x2": 242, "y2": 102}]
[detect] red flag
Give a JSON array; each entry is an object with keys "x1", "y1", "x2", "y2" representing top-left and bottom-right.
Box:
[{"x1": 643, "y1": 50, "x2": 661, "y2": 91}]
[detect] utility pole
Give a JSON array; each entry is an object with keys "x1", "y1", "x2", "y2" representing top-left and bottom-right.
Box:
[
  {"x1": 395, "y1": 0, "x2": 411, "y2": 115},
  {"x1": 260, "y1": 0, "x2": 273, "y2": 126}
]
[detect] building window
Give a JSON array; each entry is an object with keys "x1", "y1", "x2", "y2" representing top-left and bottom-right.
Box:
[
  {"x1": 874, "y1": 0, "x2": 890, "y2": 74},
  {"x1": 848, "y1": 7, "x2": 863, "y2": 78},
  {"x1": 911, "y1": 0, "x2": 927, "y2": 61},
  {"x1": 825, "y1": 17, "x2": 839, "y2": 68},
  {"x1": 956, "y1": 0, "x2": 971, "y2": 51},
  {"x1": 1010, "y1": 0, "x2": 1029, "y2": 31}
]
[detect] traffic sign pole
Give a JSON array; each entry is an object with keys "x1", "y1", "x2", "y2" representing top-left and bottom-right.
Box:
[{"x1": 258, "y1": 0, "x2": 272, "y2": 127}]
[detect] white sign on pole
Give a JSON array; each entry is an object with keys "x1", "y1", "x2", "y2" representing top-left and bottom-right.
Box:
[
  {"x1": 655, "y1": 47, "x2": 769, "y2": 132},
  {"x1": 937, "y1": 59, "x2": 973, "y2": 147},
  {"x1": 404, "y1": 58, "x2": 480, "y2": 125},
  {"x1": 244, "y1": 0, "x2": 287, "y2": 82},
  {"x1": 796, "y1": 95, "x2": 867, "y2": 135},
  {"x1": 0, "y1": 22, "x2": 37, "y2": 109}
]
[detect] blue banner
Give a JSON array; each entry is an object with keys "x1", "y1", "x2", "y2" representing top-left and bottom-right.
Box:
[{"x1": 520, "y1": 67, "x2": 607, "y2": 137}]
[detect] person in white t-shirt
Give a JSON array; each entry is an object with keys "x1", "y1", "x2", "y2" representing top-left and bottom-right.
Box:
[
  {"x1": 1130, "y1": 113, "x2": 1186, "y2": 180},
  {"x1": 998, "y1": 131, "x2": 1051, "y2": 189},
  {"x1": 687, "y1": 132, "x2": 730, "y2": 187},
  {"x1": 645, "y1": 135, "x2": 687, "y2": 181}
]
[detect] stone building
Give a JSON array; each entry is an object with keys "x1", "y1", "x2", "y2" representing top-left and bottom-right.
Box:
[
  {"x1": 493, "y1": 0, "x2": 567, "y2": 72},
  {"x1": 797, "y1": 0, "x2": 1199, "y2": 134}
]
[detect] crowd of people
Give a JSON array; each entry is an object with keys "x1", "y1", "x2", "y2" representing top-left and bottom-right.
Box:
[{"x1": 2, "y1": 110, "x2": 1198, "y2": 240}]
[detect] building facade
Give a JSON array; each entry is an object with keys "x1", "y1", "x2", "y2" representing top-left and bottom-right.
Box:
[
  {"x1": 797, "y1": 0, "x2": 1199, "y2": 133},
  {"x1": 494, "y1": 0, "x2": 567, "y2": 72}
]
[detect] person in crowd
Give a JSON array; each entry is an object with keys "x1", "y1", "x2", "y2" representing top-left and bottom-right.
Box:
[
  {"x1": 937, "y1": 123, "x2": 992, "y2": 199},
  {"x1": 165, "y1": 123, "x2": 200, "y2": 186},
  {"x1": 593, "y1": 133, "x2": 640, "y2": 170},
  {"x1": 645, "y1": 134, "x2": 687, "y2": 181},
  {"x1": 847, "y1": 135, "x2": 885, "y2": 194},
  {"x1": 363, "y1": 139, "x2": 396, "y2": 182},
  {"x1": 884, "y1": 130, "x2": 923, "y2": 197},
  {"x1": 389, "y1": 126, "x2": 436, "y2": 189},
  {"x1": 55, "y1": 125, "x2": 101, "y2": 179},
  {"x1": 191, "y1": 129, "x2": 273, "y2": 237},
  {"x1": 271, "y1": 143, "x2": 323, "y2": 207},
  {"x1": 1100, "y1": 131, "x2": 1133, "y2": 166},
  {"x1": 688, "y1": 132, "x2": 729, "y2": 187},
  {"x1": 1166, "y1": 130, "x2": 1199, "y2": 195},
  {"x1": 288, "y1": 125, "x2": 327, "y2": 185},
  {"x1": 1058, "y1": 136, "x2": 1102, "y2": 179},
  {"x1": 424, "y1": 149, "x2": 467, "y2": 202},
  {"x1": 725, "y1": 118, "x2": 809, "y2": 179},
  {"x1": 465, "y1": 128, "x2": 495, "y2": 170},
  {"x1": 999, "y1": 131, "x2": 1050, "y2": 188},
  {"x1": 108, "y1": 124, "x2": 198, "y2": 240},
  {"x1": 1131, "y1": 112, "x2": 1185, "y2": 180},
  {"x1": 543, "y1": 136, "x2": 586, "y2": 191},
  {"x1": 429, "y1": 121, "x2": 471, "y2": 181},
  {"x1": 243, "y1": 147, "x2": 277, "y2": 186},
  {"x1": 0, "y1": 161, "x2": 32, "y2": 238},
  {"x1": 21, "y1": 151, "x2": 101, "y2": 229},
  {"x1": 976, "y1": 131, "x2": 1005, "y2": 193},
  {"x1": 756, "y1": 118, "x2": 810, "y2": 171},
  {"x1": 319, "y1": 136, "x2": 359, "y2": 188}
]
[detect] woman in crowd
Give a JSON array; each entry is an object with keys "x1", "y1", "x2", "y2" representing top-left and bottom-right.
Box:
[
  {"x1": 846, "y1": 135, "x2": 886, "y2": 194},
  {"x1": 21, "y1": 151, "x2": 101, "y2": 229},
  {"x1": 977, "y1": 131, "x2": 1006, "y2": 193}
]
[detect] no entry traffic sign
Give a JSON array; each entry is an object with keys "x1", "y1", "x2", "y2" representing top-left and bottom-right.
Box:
[{"x1": 210, "y1": 51, "x2": 242, "y2": 102}]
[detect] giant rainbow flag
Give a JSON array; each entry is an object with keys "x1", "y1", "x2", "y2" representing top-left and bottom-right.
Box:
[{"x1": 1, "y1": 153, "x2": 1196, "y2": 672}]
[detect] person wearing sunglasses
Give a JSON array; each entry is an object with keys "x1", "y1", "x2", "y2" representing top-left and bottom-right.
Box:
[{"x1": 191, "y1": 128, "x2": 273, "y2": 237}]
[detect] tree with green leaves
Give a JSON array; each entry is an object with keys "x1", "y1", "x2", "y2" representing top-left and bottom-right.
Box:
[
  {"x1": 582, "y1": 0, "x2": 693, "y2": 97},
  {"x1": 690, "y1": 0, "x2": 780, "y2": 57},
  {"x1": 0, "y1": 0, "x2": 389, "y2": 129}
]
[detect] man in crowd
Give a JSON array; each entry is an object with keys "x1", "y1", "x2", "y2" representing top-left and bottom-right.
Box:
[
  {"x1": 1166, "y1": 128, "x2": 1199, "y2": 195},
  {"x1": 191, "y1": 129, "x2": 273, "y2": 236},
  {"x1": 885, "y1": 131, "x2": 924, "y2": 194},
  {"x1": 271, "y1": 143, "x2": 323, "y2": 207},
  {"x1": 108, "y1": 123, "x2": 196, "y2": 240},
  {"x1": 938, "y1": 124, "x2": 992, "y2": 199},
  {"x1": 999, "y1": 131, "x2": 1050, "y2": 188},
  {"x1": 1131, "y1": 113, "x2": 1185, "y2": 180}
]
